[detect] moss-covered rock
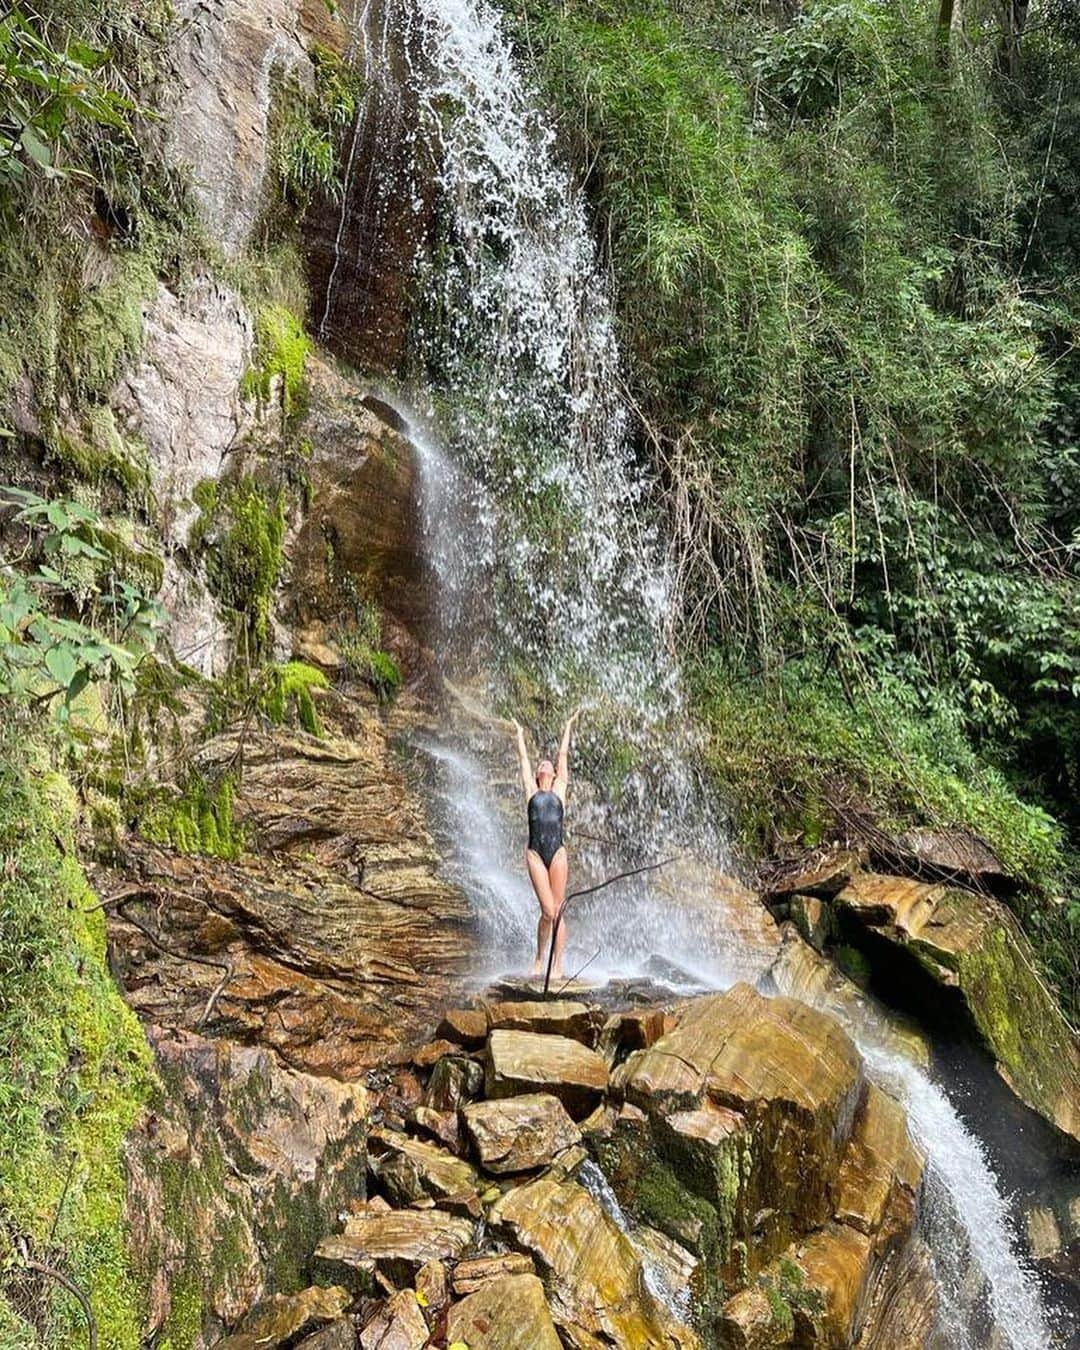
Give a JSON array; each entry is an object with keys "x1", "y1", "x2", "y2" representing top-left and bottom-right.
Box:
[
  {"x1": 836, "y1": 873, "x2": 1080, "y2": 1142},
  {"x1": 0, "y1": 756, "x2": 155, "y2": 1349}
]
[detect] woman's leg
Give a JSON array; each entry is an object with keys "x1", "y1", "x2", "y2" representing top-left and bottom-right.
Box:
[
  {"x1": 526, "y1": 849, "x2": 557, "y2": 976},
  {"x1": 548, "y1": 848, "x2": 569, "y2": 979}
]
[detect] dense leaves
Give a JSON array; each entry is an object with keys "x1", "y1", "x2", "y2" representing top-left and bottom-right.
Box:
[{"x1": 512, "y1": 0, "x2": 1080, "y2": 1009}]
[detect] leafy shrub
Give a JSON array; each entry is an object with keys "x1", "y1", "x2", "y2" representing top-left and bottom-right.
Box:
[{"x1": 0, "y1": 486, "x2": 164, "y2": 727}]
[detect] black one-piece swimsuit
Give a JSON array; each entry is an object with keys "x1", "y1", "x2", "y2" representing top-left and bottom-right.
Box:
[{"x1": 527, "y1": 790, "x2": 564, "y2": 867}]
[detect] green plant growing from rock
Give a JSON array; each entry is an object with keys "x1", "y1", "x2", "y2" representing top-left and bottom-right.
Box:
[
  {"x1": 275, "y1": 43, "x2": 364, "y2": 209},
  {"x1": 0, "y1": 486, "x2": 164, "y2": 729},
  {"x1": 261, "y1": 660, "x2": 329, "y2": 736},
  {"x1": 191, "y1": 476, "x2": 287, "y2": 661},
  {"x1": 242, "y1": 305, "x2": 313, "y2": 421},
  {"x1": 333, "y1": 583, "x2": 402, "y2": 703},
  {"x1": 141, "y1": 769, "x2": 243, "y2": 860}
]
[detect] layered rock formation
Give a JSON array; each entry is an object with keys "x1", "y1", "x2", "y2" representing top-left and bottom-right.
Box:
[
  {"x1": 219, "y1": 981, "x2": 934, "y2": 1350},
  {"x1": 771, "y1": 860, "x2": 1080, "y2": 1144}
]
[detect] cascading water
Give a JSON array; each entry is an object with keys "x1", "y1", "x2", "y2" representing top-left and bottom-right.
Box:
[{"x1": 321, "y1": 0, "x2": 1059, "y2": 1343}]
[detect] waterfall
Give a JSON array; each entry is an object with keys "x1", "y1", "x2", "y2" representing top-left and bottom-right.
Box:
[{"x1": 322, "y1": 0, "x2": 1059, "y2": 1344}]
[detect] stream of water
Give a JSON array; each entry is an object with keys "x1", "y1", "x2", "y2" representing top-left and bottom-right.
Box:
[{"x1": 322, "y1": 0, "x2": 1059, "y2": 1343}]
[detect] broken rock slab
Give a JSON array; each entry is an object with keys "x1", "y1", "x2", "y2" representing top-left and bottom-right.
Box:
[
  {"x1": 490, "y1": 1172, "x2": 700, "y2": 1349},
  {"x1": 358, "y1": 1289, "x2": 427, "y2": 1350},
  {"x1": 316, "y1": 1211, "x2": 474, "y2": 1286},
  {"x1": 214, "y1": 1286, "x2": 351, "y2": 1350},
  {"x1": 369, "y1": 1128, "x2": 479, "y2": 1205},
  {"x1": 462, "y1": 1093, "x2": 581, "y2": 1174},
  {"x1": 446, "y1": 1273, "x2": 562, "y2": 1350},
  {"x1": 484, "y1": 999, "x2": 605, "y2": 1046},
  {"x1": 486, "y1": 1029, "x2": 608, "y2": 1119},
  {"x1": 836, "y1": 873, "x2": 1080, "y2": 1143}
]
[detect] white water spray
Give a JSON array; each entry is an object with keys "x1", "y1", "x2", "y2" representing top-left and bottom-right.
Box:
[{"x1": 327, "y1": 1, "x2": 1059, "y2": 1343}]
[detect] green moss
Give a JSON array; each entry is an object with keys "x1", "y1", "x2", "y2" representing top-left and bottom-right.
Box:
[
  {"x1": 192, "y1": 475, "x2": 287, "y2": 658},
  {"x1": 45, "y1": 406, "x2": 150, "y2": 496},
  {"x1": 0, "y1": 752, "x2": 156, "y2": 1348},
  {"x1": 261, "y1": 661, "x2": 329, "y2": 736},
  {"x1": 241, "y1": 305, "x2": 312, "y2": 420},
  {"x1": 141, "y1": 771, "x2": 244, "y2": 860},
  {"x1": 335, "y1": 599, "x2": 402, "y2": 704},
  {"x1": 833, "y1": 944, "x2": 872, "y2": 987}
]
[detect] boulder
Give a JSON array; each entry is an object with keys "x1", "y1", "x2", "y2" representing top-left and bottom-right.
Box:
[
  {"x1": 890, "y1": 827, "x2": 1010, "y2": 890},
  {"x1": 358, "y1": 1289, "x2": 427, "y2": 1350},
  {"x1": 415, "y1": 1259, "x2": 449, "y2": 1315},
  {"x1": 835, "y1": 873, "x2": 1080, "y2": 1142},
  {"x1": 597, "y1": 982, "x2": 892, "y2": 1321},
  {"x1": 835, "y1": 1083, "x2": 923, "y2": 1243},
  {"x1": 446, "y1": 1274, "x2": 562, "y2": 1350},
  {"x1": 484, "y1": 999, "x2": 605, "y2": 1046},
  {"x1": 369, "y1": 1129, "x2": 479, "y2": 1205},
  {"x1": 125, "y1": 1029, "x2": 367, "y2": 1335},
  {"x1": 316, "y1": 1211, "x2": 473, "y2": 1283},
  {"x1": 761, "y1": 848, "x2": 864, "y2": 901},
  {"x1": 490, "y1": 1172, "x2": 700, "y2": 1349},
  {"x1": 437, "y1": 1007, "x2": 488, "y2": 1047},
  {"x1": 426, "y1": 1055, "x2": 485, "y2": 1112},
  {"x1": 452, "y1": 1253, "x2": 536, "y2": 1296},
  {"x1": 486, "y1": 1029, "x2": 608, "y2": 1119},
  {"x1": 407, "y1": 1105, "x2": 461, "y2": 1152},
  {"x1": 462, "y1": 1094, "x2": 581, "y2": 1174},
  {"x1": 297, "y1": 1325, "x2": 356, "y2": 1350},
  {"x1": 214, "y1": 1286, "x2": 351, "y2": 1349}
]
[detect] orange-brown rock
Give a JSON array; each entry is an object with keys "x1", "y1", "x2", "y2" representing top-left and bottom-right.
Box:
[
  {"x1": 484, "y1": 999, "x2": 605, "y2": 1045},
  {"x1": 436, "y1": 1007, "x2": 488, "y2": 1048},
  {"x1": 486, "y1": 1030, "x2": 608, "y2": 1119},
  {"x1": 214, "y1": 1286, "x2": 351, "y2": 1350},
  {"x1": 462, "y1": 1093, "x2": 581, "y2": 1174},
  {"x1": 288, "y1": 357, "x2": 429, "y2": 631},
  {"x1": 358, "y1": 1289, "x2": 427, "y2": 1350},
  {"x1": 451, "y1": 1252, "x2": 536, "y2": 1296},
  {"x1": 835, "y1": 1083, "x2": 923, "y2": 1244},
  {"x1": 490, "y1": 1172, "x2": 700, "y2": 1349},
  {"x1": 369, "y1": 1129, "x2": 479, "y2": 1206},
  {"x1": 446, "y1": 1273, "x2": 562, "y2": 1350},
  {"x1": 317, "y1": 1211, "x2": 474, "y2": 1283},
  {"x1": 105, "y1": 696, "x2": 476, "y2": 1077}
]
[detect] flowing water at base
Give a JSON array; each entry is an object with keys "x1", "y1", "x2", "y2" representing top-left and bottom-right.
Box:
[{"x1": 325, "y1": 0, "x2": 1059, "y2": 1342}]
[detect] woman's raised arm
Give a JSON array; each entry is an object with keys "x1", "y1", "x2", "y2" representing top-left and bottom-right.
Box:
[
  {"x1": 512, "y1": 719, "x2": 535, "y2": 800},
  {"x1": 555, "y1": 709, "x2": 580, "y2": 787}
]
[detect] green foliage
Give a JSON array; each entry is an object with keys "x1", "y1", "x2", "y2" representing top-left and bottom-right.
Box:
[
  {"x1": 141, "y1": 770, "x2": 243, "y2": 860},
  {"x1": 0, "y1": 6, "x2": 135, "y2": 192},
  {"x1": 242, "y1": 304, "x2": 313, "y2": 420},
  {"x1": 275, "y1": 43, "x2": 363, "y2": 209},
  {"x1": 0, "y1": 751, "x2": 155, "y2": 1347},
  {"x1": 261, "y1": 660, "x2": 329, "y2": 736},
  {"x1": 518, "y1": 0, "x2": 1080, "y2": 1014},
  {"x1": 0, "y1": 486, "x2": 164, "y2": 729},
  {"x1": 335, "y1": 595, "x2": 402, "y2": 703},
  {"x1": 192, "y1": 476, "x2": 286, "y2": 659}
]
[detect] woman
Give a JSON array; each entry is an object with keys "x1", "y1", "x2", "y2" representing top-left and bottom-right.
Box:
[{"x1": 511, "y1": 711, "x2": 580, "y2": 980}]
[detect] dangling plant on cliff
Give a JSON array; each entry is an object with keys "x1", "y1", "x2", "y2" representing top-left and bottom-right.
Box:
[
  {"x1": 275, "y1": 42, "x2": 364, "y2": 209},
  {"x1": 0, "y1": 6, "x2": 134, "y2": 193}
]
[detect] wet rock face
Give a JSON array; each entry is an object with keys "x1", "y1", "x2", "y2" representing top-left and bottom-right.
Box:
[
  {"x1": 163, "y1": 0, "x2": 348, "y2": 258},
  {"x1": 302, "y1": 1, "x2": 433, "y2": 374},
  {"x1": 124, "y1": 1029, "x2": 367, "y2": 1342},
  {"x1": 287, "y1": 357, "x2": 430, "y2": 634},
  {"x1": 834, "y1": 873, "x2": 1080, "y2": 1143}
]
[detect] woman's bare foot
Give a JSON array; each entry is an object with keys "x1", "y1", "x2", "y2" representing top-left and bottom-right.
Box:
[{"x1": 529, "y1": 961, "x2": 544, "y2": 979}]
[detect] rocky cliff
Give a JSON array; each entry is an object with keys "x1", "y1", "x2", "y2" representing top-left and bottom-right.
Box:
[{"x1": 1, "y1": 1, "x2": 1077, "y2": 1347}]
